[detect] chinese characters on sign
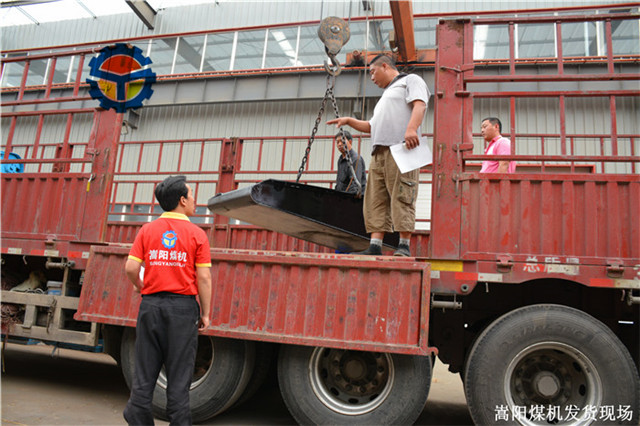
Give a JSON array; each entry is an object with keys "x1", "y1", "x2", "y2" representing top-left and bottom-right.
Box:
[{"x1": 495, "y1": 405, "x2": 633, "y2": 423}]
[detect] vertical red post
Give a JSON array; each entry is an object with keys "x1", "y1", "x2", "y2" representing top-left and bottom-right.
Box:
[
  {"x1": 430, "y1": 19, "x2": 471, "y2": 259},
  {"x1": 605, "y1": 19, "x2": 614, "y2": 74},
  {"x1": 17, "y1": 61, "x2": 29, "y2": 101},
  {"x1": 53, "y1": 113, "x2": 74, "y2": 172},
  {"x1": 630, "y1": 137, "x2": 636, "y2": 174},
  {"x1": 508, "y1": 22, "x2": 516, "y2": 76},
  {"x1": 73, "y1": 55, "x2": 85, "y2": 97},
  {"x1": 510, "y1": 96, "x2": 516, "y2": 151},
  {"x1": 211, "y1": 138, "x2": 243, "y2": 248},
  {"x1": 257, "y1": 138, "x2": 264, "y2": 170},
  {"x1": 80, "y1": 109, "x2": 123, "y2": 242},
  {"x1": 4, "y1": 117, "x2": 17, "y2": 154},
  {"x1": 556, "y1": 22, "x2": 564, "y2": 75},
  {"x1": 609, "y1": 95, "x2": 618, "y2": 156},
  {"x1": 559, "y1": 95, "x2": 566, "y2": 156},
  {"x1": 44, "y1": 57, "x2": 57, "y2": 99}
]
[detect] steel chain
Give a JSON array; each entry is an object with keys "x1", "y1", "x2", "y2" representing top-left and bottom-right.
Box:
[
  {"x1": 296, "y1": 76, "x2": 332, "y2": 183},
  {"x1": 297, "y1": 75, "x2": 362, "y2": 196}
]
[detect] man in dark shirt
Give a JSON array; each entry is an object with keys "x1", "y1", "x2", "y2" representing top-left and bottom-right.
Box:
[{"x1": 334, "y1": 130, "x2": 366, "y2": 195}]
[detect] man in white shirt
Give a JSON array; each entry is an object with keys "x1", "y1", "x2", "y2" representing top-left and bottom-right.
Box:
[{"x1": 328, "y1": 54, "x2": 430, "y2": 257}]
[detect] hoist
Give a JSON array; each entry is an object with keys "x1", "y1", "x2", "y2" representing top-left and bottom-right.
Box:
[{"x1": 297, "y1": 17, "x2": 362, "y2": 197}]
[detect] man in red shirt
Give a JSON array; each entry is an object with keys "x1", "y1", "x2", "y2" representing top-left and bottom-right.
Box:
[{"x1": 123, "y1": 175, "x2": 212, "y2": 426}]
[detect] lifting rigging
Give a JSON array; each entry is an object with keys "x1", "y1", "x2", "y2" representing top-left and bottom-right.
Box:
[{"x1": 298, "y1": 17, "x2": 361, "y2": 197}]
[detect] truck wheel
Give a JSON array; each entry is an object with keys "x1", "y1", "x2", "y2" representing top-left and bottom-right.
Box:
[
  {"x1": 464, "y1": 304, "x2": 640, "y2": 425},
  {"x1": 231, "y1": 341, "x2": 275, "y2": 408},
  {"x1": 278, "y1": 345, "x2": 431, "y2": 425},
  {"x1": 120, "y1": 328, "x2": 255, "y2": 423}
]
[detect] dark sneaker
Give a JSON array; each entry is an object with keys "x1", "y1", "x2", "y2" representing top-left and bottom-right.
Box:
[
  {"x1": 352, "y1": 244, "x2": 383, "y2": 255},
  {"x1": 393, "y1": 244, "x2": 411, "y2": 257}
]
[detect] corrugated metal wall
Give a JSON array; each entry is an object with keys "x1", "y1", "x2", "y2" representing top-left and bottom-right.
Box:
[{"x1": 2, "y1": 0, "x2": 632, "y2": 51}]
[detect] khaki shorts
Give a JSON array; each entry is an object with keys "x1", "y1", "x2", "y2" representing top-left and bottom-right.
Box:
[{"x1": 363, "y1": 146, "x2": 419, "y2": 233}]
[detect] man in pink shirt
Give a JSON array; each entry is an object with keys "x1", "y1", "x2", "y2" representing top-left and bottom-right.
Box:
[{"x1": 479, "y1": 117, "x2": 516, "y2": 173}]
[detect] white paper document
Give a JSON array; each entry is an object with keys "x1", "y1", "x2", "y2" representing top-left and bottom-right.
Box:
[{"x1": 390, "y1": 137, "x2": 433, "y2": 173}]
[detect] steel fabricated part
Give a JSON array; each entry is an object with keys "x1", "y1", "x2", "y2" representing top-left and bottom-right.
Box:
[{"x1": 207, "y1": 180, "x2": 399, "y2": 252}]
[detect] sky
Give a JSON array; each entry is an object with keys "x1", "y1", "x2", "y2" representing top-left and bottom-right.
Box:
[{"x1": 0, "y1": 0, "x2": 213, "y2": 27}]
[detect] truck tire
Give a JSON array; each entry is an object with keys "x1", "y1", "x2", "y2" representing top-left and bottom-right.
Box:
[
  {"x1": 231, "y1": 341, "x2": 275, "y2": 408},
  {"x1": 101, "y1": 325, "x2": 123, "y2": 367},
  {"x1": 120, "y1": 328, "x2": 255, "y2": 423},
  {"x1": 278, "y1": 345, "x2": 432, "y2": 425},
  {"x1": 464, "y1": 304, "x2": 640, "y2": 425}
]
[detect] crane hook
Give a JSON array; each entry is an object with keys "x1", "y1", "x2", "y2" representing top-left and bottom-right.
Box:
[
  {"x1": 324, "y1": 53, "x2": 342, "y2": 76},
  {"x1": 318, "y1": 17, "x2": 350, "y2": 77}
]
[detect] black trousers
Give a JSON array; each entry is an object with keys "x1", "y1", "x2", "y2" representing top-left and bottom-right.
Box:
[{"x1": 123, "y1": 293, "x2": 199, "y2": 426}]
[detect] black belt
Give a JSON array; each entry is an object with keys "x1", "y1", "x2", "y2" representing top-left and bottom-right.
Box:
[
  {"x1": 143, "y1": 291, "x2": 196, "y2": 299},
  {"x1": 372, "y1": 145, "x2": 390, "y2": 155}
]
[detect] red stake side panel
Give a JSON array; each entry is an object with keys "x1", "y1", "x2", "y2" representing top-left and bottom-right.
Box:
[
  {"x1": 460, "y1": 174, "x2": 640, "y2": 263},
  {"x1": 76, "y1": 246, "x2": 433, "y2": 356},
  {"x1": 2, "y1": 173, "x2": 90, "y2": 241}
]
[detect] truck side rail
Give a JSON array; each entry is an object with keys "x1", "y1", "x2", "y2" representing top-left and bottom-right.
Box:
[
  {"x1": 430, "y1": 14, "x2": 640, "y2": 285},
  {"x1": 76, "y1": 245, "x2": 434, "y2": 355}
]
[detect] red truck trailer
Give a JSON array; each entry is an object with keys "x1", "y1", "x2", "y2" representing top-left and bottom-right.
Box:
[{"x1": 2, "y1": 12, "x2": 639, "y2": 426}]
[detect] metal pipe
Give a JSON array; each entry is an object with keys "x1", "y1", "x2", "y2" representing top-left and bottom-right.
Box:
[
  {"x1": 45, "y1": 260, "x2": 75, "y2": 269},
  {"x1": 431, "y1": 300, "x2": 462, "y2": 310}
]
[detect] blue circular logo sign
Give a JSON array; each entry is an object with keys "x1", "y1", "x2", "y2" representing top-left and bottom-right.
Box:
[
  {"x1": 162, "y1": 230, "x2": 178, "y2": 249},
  {"x1": 86, "y1": 43, "x2": 156, "y2": 113}
]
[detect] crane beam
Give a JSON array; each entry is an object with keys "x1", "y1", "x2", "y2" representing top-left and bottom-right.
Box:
[{"x1": 389, "y1": 0, "x2": 418, "y2": 63}]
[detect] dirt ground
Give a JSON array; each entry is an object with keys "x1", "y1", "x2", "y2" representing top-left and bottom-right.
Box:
[{"x1": 1, "y1": 342, "x2": 472, "y2": 425}]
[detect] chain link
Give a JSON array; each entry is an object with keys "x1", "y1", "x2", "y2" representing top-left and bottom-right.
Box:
[
  {"x1": 297, "y1": 75, "x2": 362, "y2": 196},
  {"x1": 296, "y1": 97, "x2": 328, "y2": 182}
]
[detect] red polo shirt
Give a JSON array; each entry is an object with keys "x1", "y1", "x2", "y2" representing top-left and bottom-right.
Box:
[{"x1": 128, "y1": 212, "x2": 212, "y2": 295}]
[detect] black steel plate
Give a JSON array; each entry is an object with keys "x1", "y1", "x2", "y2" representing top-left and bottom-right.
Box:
[{"x1": 207, "y1": 179, "x2": 399, "y2": 252}]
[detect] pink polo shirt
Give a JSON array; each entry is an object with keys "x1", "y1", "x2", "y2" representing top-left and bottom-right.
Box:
[{"x1": 480, "y1": 136, "x2": 516, "y2": 173}]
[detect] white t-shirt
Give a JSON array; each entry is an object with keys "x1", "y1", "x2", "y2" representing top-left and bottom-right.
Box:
[{"x1": 369, "y1": 73, "x2": 430, "y2": 150}]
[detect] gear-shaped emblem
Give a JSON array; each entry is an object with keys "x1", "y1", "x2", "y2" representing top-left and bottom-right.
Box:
[{"x1": 86, "y1": 43, "x2": 156, "y2": 113}]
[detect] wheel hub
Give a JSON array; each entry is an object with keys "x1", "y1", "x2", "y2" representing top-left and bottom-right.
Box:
[
  {"x1": 505, "y1": 342, "x2": 603, "y2": 425},
  {"x1": 344, "y1": 359, "x2": 366, "y2": 381},
  {"x1": 533, "y1": 371, "x2": 561, "y2": 398},
  {"x1": 513, "y1": 354, "x2": 570, "y2": 405},
  {"x1": 309, "y1": 348, "x2": 395, "y2": 415}
]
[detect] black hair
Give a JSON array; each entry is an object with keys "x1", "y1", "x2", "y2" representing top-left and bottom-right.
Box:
[
  {"x1": 155, "y1": 175, "x2": 188, "y2": 212},
  {"x1": 335, "y1": 130, "x2": 352, "y2": 141},
  {"x1": 369, "y1": 54, "x2": 397, "y2": 70},
  {"x1": 482, "y1": 117, "x2": 502, "y2": 133}
]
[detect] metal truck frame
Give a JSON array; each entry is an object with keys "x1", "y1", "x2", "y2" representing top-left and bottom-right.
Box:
[{"x1": 2, "y1": 10, "x2": 639, "y2": 426}]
